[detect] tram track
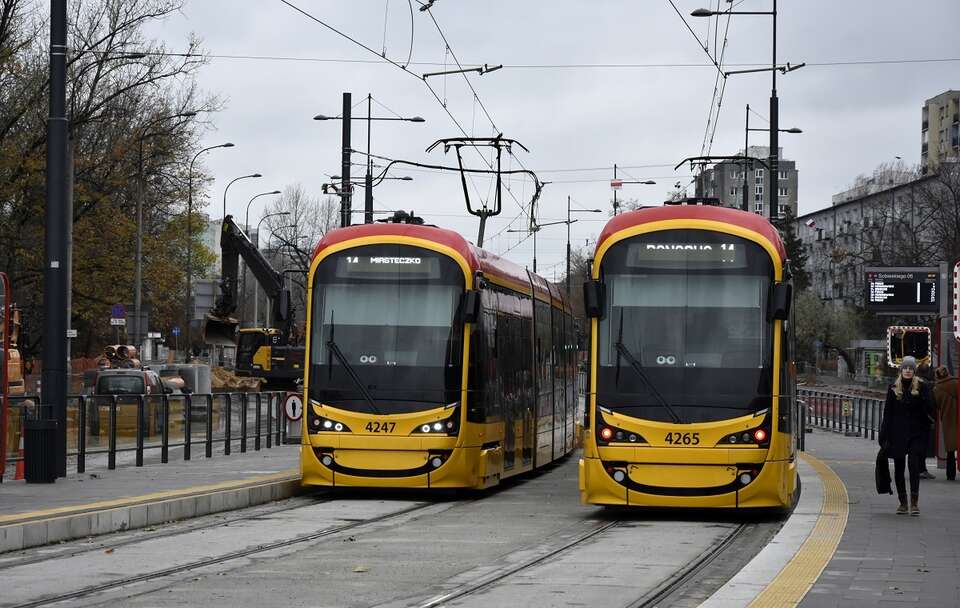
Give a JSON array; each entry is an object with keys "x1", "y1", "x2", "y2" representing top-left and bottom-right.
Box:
[
  {"x1": 0, "y1": 493, "x2": 330, "y2": 572},
  {"x1": 6, "y1": 499, "x2": 451, "y2": 608},
  {"x1": 409, "y1": 519, "x2": 747, "y2": 608},
  {"x1": 414, "y1": 519, "x2": 623, "y2": 608},
  {"x1": 626, "y1": 522, "x2": 748, "y2": 608}
]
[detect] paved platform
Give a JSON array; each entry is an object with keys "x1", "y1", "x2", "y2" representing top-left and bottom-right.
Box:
[
  {"x1": 799, "y1": 428, "x2": 960, "y2": 607},
  {"x1": 0, "y1": 446, "x2": 301, "y2": 553}
]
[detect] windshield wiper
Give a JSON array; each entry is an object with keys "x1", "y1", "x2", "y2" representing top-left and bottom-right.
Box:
[
  {"x1": 614, "y1": 309, "x2": 683, "y2": 424},
  {"x1": 326, "y1": 310, "x2": 381, "y2": 415}
]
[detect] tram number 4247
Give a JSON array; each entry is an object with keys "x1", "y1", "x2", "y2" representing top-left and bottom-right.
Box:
[
  {"x1": 664, "y1": 432, "x2": 700, "y2": 445},
  {"x1": 365, "y1": 421, "x2": 396, "y2": 433}
]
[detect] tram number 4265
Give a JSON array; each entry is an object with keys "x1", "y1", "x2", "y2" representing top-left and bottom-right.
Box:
[
  {"x1": 664, "y1": 432, "x2": 700, "y2": 445},
  {"x1": 365, "y1": 421, "x2": 396, "y2": 433}
]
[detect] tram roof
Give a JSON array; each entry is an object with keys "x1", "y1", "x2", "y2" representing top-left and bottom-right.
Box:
[
  {"x1": 596, "y1": 204, "x2": 786, "y2": 263},
  {"x1": 312, "y1": 223, "x2": 565, "y2": 306}
]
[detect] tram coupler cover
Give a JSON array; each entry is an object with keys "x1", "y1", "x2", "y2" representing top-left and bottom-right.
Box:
[{"x1": 24, "y1": 418, "x2": 59, "y2": 483}]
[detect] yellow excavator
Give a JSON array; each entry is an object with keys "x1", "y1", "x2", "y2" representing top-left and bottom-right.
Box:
[{"x1": 201, "y1": 216, "x2": 304, "y2": 388}]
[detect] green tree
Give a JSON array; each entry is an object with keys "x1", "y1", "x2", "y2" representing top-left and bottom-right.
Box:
[
  {"x1": 794, "y1": 290, "x2": 860, "y2": 369},
  {"x1": 0, "y1": 0, "x2": 220, "y2": 357},
  {"x1": 774, "y1": 207, "x2": 810, "y2": 291}
]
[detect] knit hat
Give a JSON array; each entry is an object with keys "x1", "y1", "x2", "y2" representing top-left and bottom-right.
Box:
[{"x1": 901, "y1": 356, "x2": 917, "y2": 371}]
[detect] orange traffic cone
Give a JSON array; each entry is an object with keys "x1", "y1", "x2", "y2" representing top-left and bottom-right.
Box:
[{"x1": 13, "y1": 434, "x2": 24, "y2": 480}]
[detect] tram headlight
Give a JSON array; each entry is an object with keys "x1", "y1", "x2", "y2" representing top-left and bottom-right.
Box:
[
  {"x1": 595, "y1": 409, "x2": 646, "y2": 446},
  {"x1": 311, "y1": 415, "x2": 351, "y2": 433},
  {"x1": 720, "y1": 424, "x2": 770, "y2": 447},
  {"x1": 412, "y1": 403, "x2": 460, "y2": 436}
]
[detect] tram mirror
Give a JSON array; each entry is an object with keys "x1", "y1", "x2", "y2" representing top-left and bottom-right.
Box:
[
  {"x1": 770, "y1": 282, "x2": 792, "y2": 320},
  {"x1": 461, "y1": 290, "x2": 480, "y2": 324},
  {"x1": 583, "y1": 281, "x2": 605, "y2": 318}
]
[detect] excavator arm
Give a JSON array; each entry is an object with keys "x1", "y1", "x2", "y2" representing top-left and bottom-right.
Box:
[{"x1": 202, "y1": 215, "x2": 293, "y2": 345}]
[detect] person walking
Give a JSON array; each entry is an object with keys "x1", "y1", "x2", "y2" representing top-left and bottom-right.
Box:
[
  {"x1": 878, "y1": 356, "x2": 935, "y2": 515},
  {"x1": 934, "y1": 366, "x2": 958, "y2": 481}
]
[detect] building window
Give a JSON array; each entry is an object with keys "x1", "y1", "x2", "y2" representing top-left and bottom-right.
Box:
[
  {"x1": 778, "y1": 203, "x2": 788, "y2": 217},
  {"x1": 730, "y1": 187, "x2": 738, "y2": 197},
  {"x1": 755, "y1": 185, "x2": 764, "y2": 198},
  {"x1": 778, "y1": 187, "x2": 788, "y2": 197},
  {"x1": 755, "y1": 168, "x2": 764, "y2": 178},
  {"x1": 754, "y1": 202, "x2": 764, "y2": 214},
  {"x1": 779, "y1": 170, "x2": 788, "y2": 180}
]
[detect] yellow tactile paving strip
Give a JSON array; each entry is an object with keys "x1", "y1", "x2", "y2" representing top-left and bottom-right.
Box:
[
  {"x1": 747, "y1": 453, "x2": 849, "y2": 608},
  {"x1": 0, "y1": 469, "x2": 300, "y2": 526}
]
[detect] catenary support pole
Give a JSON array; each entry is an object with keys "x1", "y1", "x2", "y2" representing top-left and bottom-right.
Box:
[{"x1": 42, "y1": 0, "x2": 69, "y2": 478}]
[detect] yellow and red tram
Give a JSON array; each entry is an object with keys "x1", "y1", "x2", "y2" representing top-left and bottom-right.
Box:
[
  {"x1": 301, "y1": 221, "x2": 577, "y2": 489},
  {"x1": 579, "y1": 204, "x2": 798, "y2": 508}
]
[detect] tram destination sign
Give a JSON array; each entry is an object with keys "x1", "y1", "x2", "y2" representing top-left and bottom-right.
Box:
[{"x1": 864, "y1": 267, "x2": 939, "y2": 314}]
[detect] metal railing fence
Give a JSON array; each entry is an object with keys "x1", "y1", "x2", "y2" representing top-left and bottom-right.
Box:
[
  {"x1": 799, "y1": 387, "x2": 885, "y2": 441},
  {"x1": 3, "y1": 391, "x2": 291, "y2": 477}
]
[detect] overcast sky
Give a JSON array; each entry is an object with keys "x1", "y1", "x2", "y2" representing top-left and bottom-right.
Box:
[{"x1": 147, "y1": 1, "x2": 959, "y2": 279}]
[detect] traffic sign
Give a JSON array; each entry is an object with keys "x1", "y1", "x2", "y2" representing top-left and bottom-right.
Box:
[
  {"x1": 111, "y1": 303, "x2": 126, "y2": 318},
  {"x1": 110, "y1": 318, "x2": 126, "y2": 326},
  {"x1": 283, "y1": 393, "x2": 303, "y2": 421},
  {"x1": 66, "y1": 329, "x2": 77, "y2": 338},
  {"x1": 171, "y1": 326, "x2": 181, "y2": 337},
  {"x1": 610, "y1": 179, "x2": 623, "y2": 190},
  {"x1": 147, "y1": 332, "x2": 162, "y2": 339}
]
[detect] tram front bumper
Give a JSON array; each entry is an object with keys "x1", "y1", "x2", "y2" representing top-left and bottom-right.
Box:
[
  {"x1": 302, "y1": 442, "x2": 481, "y2": 489},
  {"x1": 579, "y1": 453, "x2": 789, "y2": 508}
]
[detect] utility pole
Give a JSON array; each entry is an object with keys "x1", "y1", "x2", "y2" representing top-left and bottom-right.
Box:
[
  {"x1": 340, "y1": 92, "x2": 352, "y2": 228},
  {"x1": 768, "y1": 0, "x2": 779, "y2": 221},
  {"x1": 39, "y1": 0, "x2": 69, "y2": 479},
  {"x1": 612, "y1": 164, "x2": 618, "y2": 215},
  {"x1": 365, "y1": 94, "x2": 374, "y2": 224},
  {"x1": 566, "y1": 195, "x2": 572, "y2": 300},
  {"x1": 743, "y1": 104, "x2": 750, "y2": 212}
]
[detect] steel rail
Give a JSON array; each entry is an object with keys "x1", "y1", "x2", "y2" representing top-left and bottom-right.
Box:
[
  {"x1": 414, "y1": 520, "x2": 623, "y2": 608},
  {"x1": 0, "y1": 493, "x2": 328, "y2": 572},
  {"x1": 626, "y1": 522, "x2": 748, "y2": 608},
  {"x1": 8, "y1": 500, "x2": 446, "y2": 608}
]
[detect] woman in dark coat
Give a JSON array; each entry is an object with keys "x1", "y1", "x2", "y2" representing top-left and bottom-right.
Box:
[
  {"x1": 934, "y1": 367, "x2": 958, "y2": 481},
  {"x1": 878, "y1": 356, "x2": 935, "y2": 515}
]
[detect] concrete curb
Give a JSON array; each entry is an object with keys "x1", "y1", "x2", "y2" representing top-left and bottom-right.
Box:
[
  {"x1": 698, "y1": 459, "x2": 824, "y2": 607},
  {"x1": 0, "y1": 472, "x2": 302, "y2": 554}
]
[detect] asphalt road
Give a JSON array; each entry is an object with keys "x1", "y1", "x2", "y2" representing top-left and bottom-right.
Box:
[{"x1": 0, "y1": 454, "x2": 782, "y2": 608}]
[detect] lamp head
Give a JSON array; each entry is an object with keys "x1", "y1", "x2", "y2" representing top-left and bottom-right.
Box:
[
  {"x1": 785, "y1": 127, "x2": 803, "y2": 134},
  {"x1": 251, "y1": 173, "x2": 262, "y2": 178},
  {"x1": 313, "y1": 114, "x2": 331, "y2": 121},
  {"x1": 222, "y1": 142, "x2": 235, "y2": 148},
  {"x1": 409, "y1": 116, "x2": 426, "y2": 123},
  {"x1": 691, "y1": 8, "x2": 714, "y2": 17},
  {"x1": 180, "y1": 111, "x2": 198, "y2": 118}
]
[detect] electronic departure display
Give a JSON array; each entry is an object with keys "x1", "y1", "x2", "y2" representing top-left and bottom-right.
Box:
[
  {"x1": 627, "y1": 241, "x2": 747, "y2": 269},
  {"x1": 864, "y1": 267, "x2": 939, "y2": 313},
  {"x1": 334, "y1": 252, "x2": 442, "y2": 279}
]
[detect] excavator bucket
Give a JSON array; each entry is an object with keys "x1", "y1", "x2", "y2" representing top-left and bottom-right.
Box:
[{"x1": 202, "y1": 314, "x2": 239, "y2": 346}]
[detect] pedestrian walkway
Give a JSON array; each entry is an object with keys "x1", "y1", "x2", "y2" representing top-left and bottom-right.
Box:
[
  {"x1": 0, "y1": 446, "x2": 301, "y2": 553},
  {"x1": 800, "y1": 428, "x2": 960, "y2": 607}
]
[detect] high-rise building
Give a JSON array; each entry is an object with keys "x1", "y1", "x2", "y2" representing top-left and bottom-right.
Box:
[
  {"x1": 699, "y1": 146, "x2": 799, "y2": 219},
  {"x1": 922, "y1": 90, "x2": 960, "y2": 174}
]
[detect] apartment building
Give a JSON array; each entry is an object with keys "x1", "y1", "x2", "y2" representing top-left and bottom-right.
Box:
[
  {"x1": 922, "y1": 90, "x2": 960, "y2": 175},
  {"x1": 700, "y1": 146, "x2": 799, "y2": 219}
]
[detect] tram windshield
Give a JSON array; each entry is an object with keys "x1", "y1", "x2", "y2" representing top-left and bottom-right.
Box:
[
  {"x1": 308, "y1": 244, "x2": 465, "y2": 414},
  {"x1": 597, "y1": 229, "x2": 775, "y2": 423}
]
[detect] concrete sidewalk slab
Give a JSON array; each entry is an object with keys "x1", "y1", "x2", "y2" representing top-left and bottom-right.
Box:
[
  {"x1": 0, "y1": 447, "x2": 301, "y2": 554},
  {"x1": 800, "y1": 428, "x2": 960, "y2": 607}
]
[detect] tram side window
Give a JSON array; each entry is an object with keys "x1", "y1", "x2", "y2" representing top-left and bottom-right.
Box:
[{"x1": 535, "y1": 300, "x2": 553, "y2": 418}]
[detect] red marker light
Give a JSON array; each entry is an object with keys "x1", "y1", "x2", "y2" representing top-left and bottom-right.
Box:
[
  {"x1": 753, "y1": 429, "x2": 768, "y2": 443},
  {"x1": 600, "y1": 427, "x2": 614, "y2": 441}
]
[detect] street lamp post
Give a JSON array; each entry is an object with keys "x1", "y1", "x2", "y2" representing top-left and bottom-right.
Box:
[
  {"x1": 693, "y1": 2, "x2": 782, "y2": 220},
  {"x1": 265, "y1": 224, "x2": 297, "y2": 325},
  {"x1": 239, "y1": 190, "x2": 281, "y2": 327},
  {"x1": 566, "y1": 196, "x2": 604, "y2": 300},
  {"x1": 742, "y1": 103, "x2": 801, "y2": 215},
  {"x1": 134, "y1": 111, "x2": 196, "y2": 349},
  {"x1": 611, "y1": 177, "x2": 657, "y2": 214},
  {"x1": 222, "y1": 173, "x2": 262, "y2": 220},
  {"x1": 252, "y1": 212, "x2": 289, "y2": 327},
  {"x1": 185, "y1": 142, "x2": 234, "y2": 359},
  {"x1": 314, "y1": 93, "x2": 424, "y2": 225}
]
